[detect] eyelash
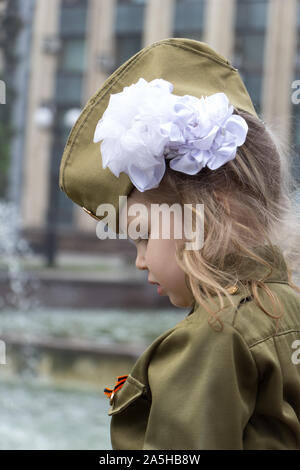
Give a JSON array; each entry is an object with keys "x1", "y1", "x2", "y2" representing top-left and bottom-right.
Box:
[
  {"x1": 128, "y1": 232, "x2": 150, "y2": 245},
  {"x1": 137, "y1": 235, "x2": 148, "y2": 244}
]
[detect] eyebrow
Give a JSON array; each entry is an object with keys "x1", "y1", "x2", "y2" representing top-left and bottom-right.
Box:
[
  {"x1": 126, "y1": 219, "x2": 149, "y2": 242},
  {"x1": 127, "y1": 231, "x2": 149, "y2": 244}
]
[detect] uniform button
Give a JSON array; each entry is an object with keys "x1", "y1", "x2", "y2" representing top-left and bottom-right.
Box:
[
  {"x1": 82, "y1": 206, "x2": 101, "y2": 221},
  {"x1": 109, "y1": 391, "x2": 115, "y2": 405},
  {"x1": 227, "y1": 285, "x2": 239, "y2": 295}
]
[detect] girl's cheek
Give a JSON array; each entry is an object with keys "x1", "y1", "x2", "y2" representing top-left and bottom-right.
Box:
[
  {"x1": 141, "y1": 241, "x2": 149, "y2": 260},
  {"x1": 148, "y1": 242, "x2": 164, "y2": 267},
  {"x1": 143, "y1": 244, "x2": 150, "y2": 263},
  {"x1": 145, "y1": 242, "x2": 156, "y2": 268}
]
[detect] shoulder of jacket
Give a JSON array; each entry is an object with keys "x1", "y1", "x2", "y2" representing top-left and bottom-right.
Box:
[
  {"x1": 135, "y1": 303, "x2": 251, "y2": 362},
  {"x1": 187, "y1": 282, "x2": 300, "y2": 348},
  {"x1": 129, "y1": 283, "x2": 300, "y2": 385},
  {"x1": 129, "y1": 310, "x2": 255, "y2": 386}
]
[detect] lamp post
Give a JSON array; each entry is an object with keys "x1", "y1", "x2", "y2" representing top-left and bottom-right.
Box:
[
  {"x1": 35, "y1": 102, "x2": 59, "y2": 267},
  {"x1": 35, "y1": 104, "x2": 81, "y2": 267}
]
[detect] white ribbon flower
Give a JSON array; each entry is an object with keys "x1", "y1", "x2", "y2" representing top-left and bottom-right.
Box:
[{"x1": 93, "y1": 78, "x2": 248, "y2": 192}]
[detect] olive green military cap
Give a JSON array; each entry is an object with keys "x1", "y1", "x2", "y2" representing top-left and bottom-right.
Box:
[{"x1": 59, "y1": 37, "x2": 258, "y2": 232}]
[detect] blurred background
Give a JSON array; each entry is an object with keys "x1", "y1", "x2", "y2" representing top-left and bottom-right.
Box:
[{"x1": 0, "y1": 0, "x2": 300, "y2": 450}]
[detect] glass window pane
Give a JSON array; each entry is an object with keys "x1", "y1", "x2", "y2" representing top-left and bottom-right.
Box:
[
  {"x1": 292, "y1": 108, "x2": 300, "y2": 147},
  {"x1": 56, "y1": 74, "x2": 83, "y2": 105},
  {"x1": 172, "y1": 31, "x2": 203, "y2": 41},
  {"x1": 174, "y1": 0, "x2": 205, "y2": 33},
  {"x1": 115, "y1": 2, "x2": 145, "y2": 33},
  {"x1": 58, "y1": 188, "x2": 74, "y2": 225},
  {"x1": 236, "y1": 0, "x2": 268, "y2": 30},
  {"x1": 291, "y1": 120, "x2": 300, "y2": 182},
  {"x1": 292, "y1": 2, "x2": 300, "y2": 180},
  {"x1": 294, "y1": 34, "x2": 300, "y2": 70},
  {"x1": 60, "y1": 6, "x2": 88, "y2": 36},
  {"x1": 61, "y1": 40, "x2": 86, "y2": 73},
  {"x1": 118, "y1": 0, "x2": 147, "y2": 4},
  {"x1": 240, "y1": 72, "x2": 262, "y2": 109},
  {"x1": 234, "y1": 0, "x2": 267, "y2": 112},
  {"x1": 296, "y1": 2, "x2": 300, "y2": 70},
  {"x1": 233, "y1": 33, "x2": 265, "y2": 69},
  {"x1": 115, "y1": 35, "x2": 142, "y2": 68}
]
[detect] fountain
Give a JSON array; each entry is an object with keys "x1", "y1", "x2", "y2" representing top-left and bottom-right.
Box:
[
  {"x1": 0, "y1": 200, "x2": 41, "y2": 311},
  {"x1": 0, "y1": 199, "x2": 184, "y2": 449}
]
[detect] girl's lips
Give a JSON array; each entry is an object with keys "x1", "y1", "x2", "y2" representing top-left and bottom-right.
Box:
[
  {"x1": 157, "y1": 285, "x2": 164, "y2": 295},
  {"x1": 148, "y1": 280, "x2": 164, "y2": 295}
]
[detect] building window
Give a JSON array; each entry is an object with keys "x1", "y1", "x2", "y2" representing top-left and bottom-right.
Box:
[
  {"x1": 54, "y1": 0, "x2": 88, "y2": 226},
  {"x1": 60, "y1": 4, "x2": 88, "y2": 36},
  {"x1": 115, "y1": 0, "x2": 145, "y2": 69},
  {"x1": 56, "y1": 74, "x2": 83, "y2": 105},
  {"x1": 233, "y1": 0, "x2": 268, "y2": 116},
  {"x1": 59, "y1": 39, "x2": 86, "y2": 73},
  {"x1": 173, "y1": 0, "x2": 205, "y2": 40},
  {"x1": 291, "y1": 0, "x2": 300, "y2": 183}
]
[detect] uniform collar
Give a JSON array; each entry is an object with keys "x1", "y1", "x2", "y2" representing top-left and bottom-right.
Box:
[
  {"x1": 219, "y1": 244, "x2": 289, "y2": 284},
  {"x1": 186, "y1": 244, "x2": 289, "y2": 316}
]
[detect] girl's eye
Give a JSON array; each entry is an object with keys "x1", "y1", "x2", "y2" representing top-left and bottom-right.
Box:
[
  {"x1": 128, "y1": 235, "x2": 149, "y2": 245},
  {"x1": 137, "y1": 235, "x2": 148, "y2": 244}
]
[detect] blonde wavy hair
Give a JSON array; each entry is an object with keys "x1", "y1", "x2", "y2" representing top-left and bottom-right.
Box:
[{"x1": 130, "y1": 108, "x2": 300, "y2": 332}]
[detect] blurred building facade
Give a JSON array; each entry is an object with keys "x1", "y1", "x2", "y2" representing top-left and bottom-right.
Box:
[{"x1": 4, "y1": 0, "x2": 300, "y2": 253}]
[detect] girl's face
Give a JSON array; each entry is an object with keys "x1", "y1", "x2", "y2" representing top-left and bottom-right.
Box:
[{"x1": 125, "y1": 192, "x2": 195, "y2": 308}]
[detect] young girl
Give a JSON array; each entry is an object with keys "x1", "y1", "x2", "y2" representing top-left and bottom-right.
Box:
[{"x1": 59, "y1": 38, "x2": 300, "y2": 450}]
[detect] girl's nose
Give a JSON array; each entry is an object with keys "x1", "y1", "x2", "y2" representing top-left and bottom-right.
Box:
[{"x1": 135, "y1": 252, "x2": 147, "y2": 270}]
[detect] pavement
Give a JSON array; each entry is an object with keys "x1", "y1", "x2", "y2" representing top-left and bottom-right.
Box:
[
  {"x1": 1, "y1": 249, "x2": 299, "y2": 285},
  {"x1": 0, "y1": 250, "x2": 147, "y2": 282}
]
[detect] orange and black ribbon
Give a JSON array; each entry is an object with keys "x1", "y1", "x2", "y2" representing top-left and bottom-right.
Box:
[{"x1": 104, "y1": 375, "x2": 128, "y2": 402}]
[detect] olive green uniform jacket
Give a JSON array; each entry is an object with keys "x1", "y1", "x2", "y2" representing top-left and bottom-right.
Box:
[{"x1": 107, "y1": 247, "x2": 300, "y2": 449}]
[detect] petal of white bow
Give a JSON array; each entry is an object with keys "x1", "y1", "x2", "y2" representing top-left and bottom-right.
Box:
[{"x1": 93, "y1": 78, "x2": 248, "y2": 192}]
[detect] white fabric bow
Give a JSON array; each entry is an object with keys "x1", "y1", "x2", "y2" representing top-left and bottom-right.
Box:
[{"x1": 93, "y1": 78, "x2": 248, "y2": 192}]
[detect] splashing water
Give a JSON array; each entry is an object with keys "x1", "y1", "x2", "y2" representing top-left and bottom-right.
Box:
[{"x1": 0, "y1": 200, "x2": 41, "y2": 311}]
